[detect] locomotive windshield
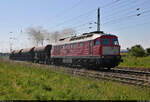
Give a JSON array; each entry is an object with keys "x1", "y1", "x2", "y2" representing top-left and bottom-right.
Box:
[
  {"x1": 112, "y1": 38, "x2": 119, "y2": 45},
  {"x1": 102, "y1": 38, "x2": 110, "y2": 45}
]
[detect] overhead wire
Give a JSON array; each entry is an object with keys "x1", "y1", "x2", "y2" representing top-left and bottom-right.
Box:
[
  {"x1": 105, "y1": 10, "x2": 150, "y2": 27},
  {"x1": 99, "y1": 0, "x2": 121, "y2": 8},
  {"x1": 102, "y1": 9, "x2": 150, "y2": 25},
  {"x1": 60, "y1": 11, "x2": 97, "y2": 28},
  {"x1": 50, "y1": 8, "x2": 97, "y2": 31},
  {"x1": 64, "y1": 0, "x2": 131, "y2": 33},
  {"x1": 112, "y1": 19, "x2": 150, "y2": 31},
  {"x1": 49, "y1": 0, "x2": 122, "y2": 31},
  {"x1": 102, "y1": 0, "x2": 149, "y2": 21},
  {"x1": 50, "y1": 0, "x2": 150, "y2": 35},
  {"x1": 103, "y1": 9, "x2": 150, "y2": 31},
  {"x1": 51, "y1": 0, "x2": 83, "y2": 19}
]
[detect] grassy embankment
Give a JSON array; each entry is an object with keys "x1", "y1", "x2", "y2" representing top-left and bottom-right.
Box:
[
  {"x1": 119, "y1": 53, "x2": 150, "y2": 68},
  {"x1": 0, "y1": 60, "x2": 150, "y2": 100}
]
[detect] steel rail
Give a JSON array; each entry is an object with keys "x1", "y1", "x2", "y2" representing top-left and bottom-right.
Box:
[{"x1": 114, "y1": 67, "x2": 150, "y2": 75}]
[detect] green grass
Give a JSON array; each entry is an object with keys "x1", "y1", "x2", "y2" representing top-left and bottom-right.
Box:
[
  {"x1": 119, "y1": 56, "x2": 150, "y2": 68},
  {"x1": 0, "y1": 60, "x2": 150, "y2": 100}
]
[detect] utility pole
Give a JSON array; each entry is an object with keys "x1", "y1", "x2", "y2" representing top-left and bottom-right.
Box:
[
  {"x1": 10, "y1": 42, "x2": 12, "y2": 52},
  {"x1": 9, "y1": 32, "x2": 13, "y2": 53},
  {"x1": 97, "y1": 8, "x2": 100, "y2": 31}
]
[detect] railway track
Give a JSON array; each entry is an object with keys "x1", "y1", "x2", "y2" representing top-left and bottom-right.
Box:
[
  {"x1": 64, "y1": 68, "x2": 150, "y2": 87},
  {"x1": 112, "y1": 68, "x2": 150, "y2": 76},
  {"x1": 40, "y1": 64, "x2": 150, "y2": 87},
  {"x1": 12, "y1": 61, "x2": 150, "y2": 87}
]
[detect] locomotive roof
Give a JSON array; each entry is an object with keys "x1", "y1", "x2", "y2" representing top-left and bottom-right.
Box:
[{"x1": 52, "y1": 32, "x2": 117, "y2": 46}]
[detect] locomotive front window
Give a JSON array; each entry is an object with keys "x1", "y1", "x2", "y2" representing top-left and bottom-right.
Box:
[
  {"x1": 102, "y1": 38, "x2": 110, "y2": 45},
  {"x1": 112, "y1": 38, "x2": 119, "y2": 45}
]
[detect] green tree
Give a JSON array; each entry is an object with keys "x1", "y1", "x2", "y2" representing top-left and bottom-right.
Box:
[
  {"x1": 146, "y1": 48, "x2": 150, "y2": 55},
  {"x1": 128, "y1": 45, "x2": 146, "y2": 57}
]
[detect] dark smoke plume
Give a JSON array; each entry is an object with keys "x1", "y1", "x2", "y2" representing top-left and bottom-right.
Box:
[
  {"x1": 27, "y1": 26, "x2": 76, "y2": 45},
  {"x1": 26, "y1": 26, "x2": 48, "y2": 46},
  {"x1": 48, "y1": 28, "x2": 76, "y2": 43}
]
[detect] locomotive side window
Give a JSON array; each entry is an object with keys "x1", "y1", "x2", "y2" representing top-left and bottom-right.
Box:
[
  {"x1": 68, "y1": 44, "x2": 70, "y2": 48},
  {"x1": 102, "y1": 38, "x2": 110, "y2": 45},
  {"x1": 65, "y1": 44, "x2": 67, "y2": 48},
  {"x1": 112, "y1": 38, "x2": 119, "y2": 45},
  {"x1": 94, "y1": 39, "x2": 100, "y2": 45},
  {"x1": 89, "y1": 41, "x2": 92, "y2": 46},
  {"x1": 73, "y1": 43, "x2": 76, "y2": 48},
  {"x1": 79, "y1": 43, "x2": 83, "y2": 47},
  {"x1": 70, "y1": 44, "x2": 73, "y2": 48}
]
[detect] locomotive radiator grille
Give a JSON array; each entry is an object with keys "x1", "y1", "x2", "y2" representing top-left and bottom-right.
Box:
[{"x1": 102, "y1": 46, "x2": 119, "y2": 55}]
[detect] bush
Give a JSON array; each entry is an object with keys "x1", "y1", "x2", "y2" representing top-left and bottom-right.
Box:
[
  {"x1": 128, "y1": 45, "x2": 146, "y2": 57},
  {"x1": 146, "y1": 48, "x2": 150, "y2": 55}
]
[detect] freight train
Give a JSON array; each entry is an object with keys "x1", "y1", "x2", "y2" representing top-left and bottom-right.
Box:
[{"x1": 9, "y1": 31, "x2": 122, "y2": 69}]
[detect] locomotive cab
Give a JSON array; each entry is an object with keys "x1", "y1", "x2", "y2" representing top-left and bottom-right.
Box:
[
  {"x1": 98, "y1": 34, "x2": 122, "y2": 68},
  {"x1": 101, "y1": 35, "x2": 120, "y2": 55}
]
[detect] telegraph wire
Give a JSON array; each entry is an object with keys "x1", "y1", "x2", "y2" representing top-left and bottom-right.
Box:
[
  {"x1": 49, "y1": 0, "x2": 123, "y2": 31},
  {"x1": 112, "y1": 19, "x2": 150, "y2": 31},
  {"x1": 52, "y1": 7, "x2": 150, "y2": 36},
  {"x1": 54, "y1": 6, "x2": 147, "y2": 33},
  {"x1": 103, "y1": 0, "x2": 134, "y2": 11},
  {"x1": 57, "y1": 0, "x2": 149, "y2": 33},
  {"x1": 61, "y1": 15, "x2": 97, "y2": 30},
  {"x1": 73, "y1": 19, "x2": 96, "y2": 29},
  {"x1": 50, "y1": 8, "x2": 97, "y2": 30},
  {"x1": 105, "y1": 10, "x2": 150, "y2": 27},
  {"x1": 102, "y1": 0, "x2": 137, "y2": 20},
  {"x1": 102, "y1": 0, "x2": 149, "y2": 24},
  {"x1": 102, "y1": 10, "x2": 150, "y2": 31},
  {"x1": 102, "y1": 9, "x2": 150, "y2": 25},
  {"x1": 74, "y1": 9, "x2": 150, "y2": 33},
  {"x1": 102, "y1": 0, "x2": 149, "y2": 21},
  {"x1": 52, "y1": 0, "x2": 83, "y2": 19},
  {"x1": 99, "y1": 0, "x2": 121, "y2": 8}
]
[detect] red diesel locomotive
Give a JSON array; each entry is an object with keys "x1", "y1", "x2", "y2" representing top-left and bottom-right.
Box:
[{"x1": 51, "y1": 31, "x2": 122, "y2": 69}]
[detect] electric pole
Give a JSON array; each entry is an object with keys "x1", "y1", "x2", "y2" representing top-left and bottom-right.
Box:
[
  {"x1": 9, "y1": 32, "x2": 13, "y2": 53},
  {"x1": 97, "y1": 8, "x2": 100, "y2": 31}
]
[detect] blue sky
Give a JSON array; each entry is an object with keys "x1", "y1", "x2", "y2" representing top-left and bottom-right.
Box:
[{"x1": 0, "y1": 0, "x2": 150, "y2": 52}]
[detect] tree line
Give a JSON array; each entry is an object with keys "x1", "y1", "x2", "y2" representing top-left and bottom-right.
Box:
[{"x1": 127, "y1": 45, "x2": 150, "y2": 57}]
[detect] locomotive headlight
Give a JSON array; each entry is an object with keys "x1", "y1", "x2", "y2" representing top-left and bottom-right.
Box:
[{"x1": 101, "y1": 56, "x2": 104, "y2": 58}]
